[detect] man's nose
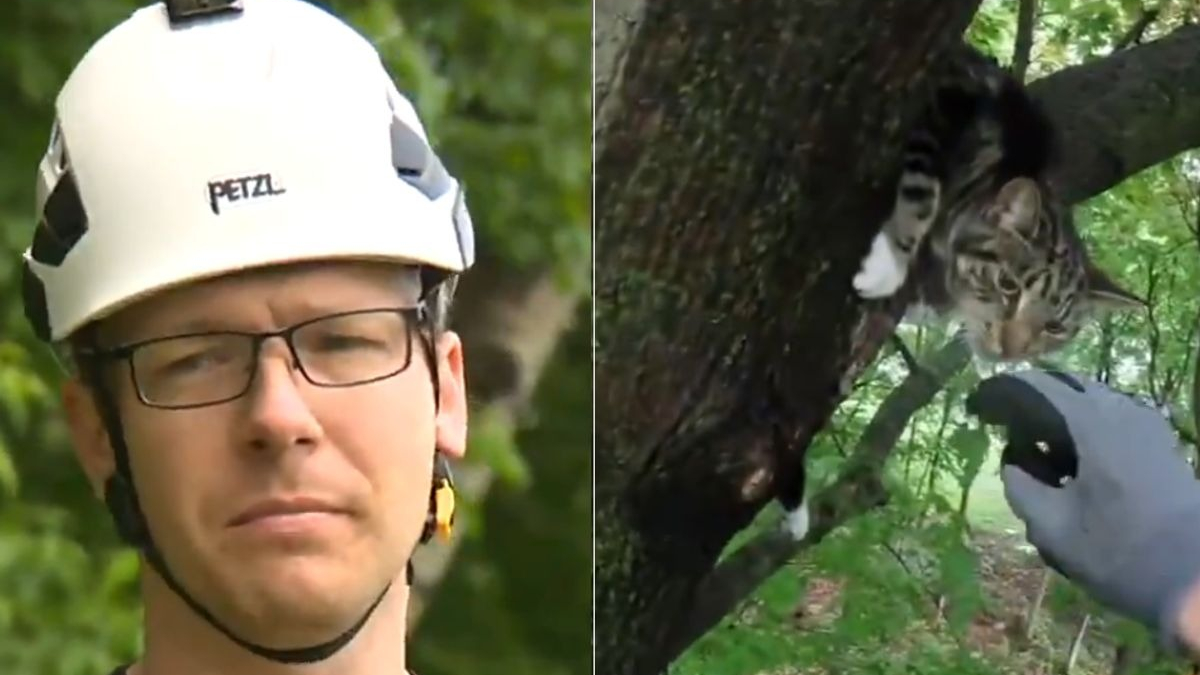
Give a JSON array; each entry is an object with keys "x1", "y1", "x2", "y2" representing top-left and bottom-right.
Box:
[{"x1": 241, "y1": 341, "x2": 323, "y2": 452}]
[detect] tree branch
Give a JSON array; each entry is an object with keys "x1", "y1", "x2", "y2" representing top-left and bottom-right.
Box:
[
  {"x1": 1169, "y1": 403, "x2": 1198, "y2": 447},
  {"x1": 1012, "y1": 0, "x2": 1038, "y2": 83},
  {"x1": 1193, "y1": 261, "x2": 1200, "y2": 463},
  {"x1": 1033, "y1": 24, "x2": 1200, "y2": 203},
  {"x1": 920, "y1": 386, "x2": 957, "y2": 522},
  {"x1": 1113, "y1": 5, "x2": 1161, "y2": 51},
  {"x1": 1095, "y1": 318, "x2": 1115, "y2": 383},
  {"x1": 881, "y1": 540, "x2": 943, "y2": 608},
  {"x1": 1145, "y1": 258, "x2": 1165, "y2": 404},
  {"x1": 664, "y1": 336, "x2": 972, "y2": 660},
  {"x1": 1180, "y1": 303, "x2": 1200, "y2": 399},
  {"x1": 891, "y1": 334, "x2": 922, "y2": 374}
]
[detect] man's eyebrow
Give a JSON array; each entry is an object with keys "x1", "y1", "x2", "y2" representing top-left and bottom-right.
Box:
[
  {"x1": 102, "y1": 319, "x2": 234, "y2": 347},
  {"x1": 161, "y1": 317, "x2": 246, "y2": 335},
  {"x1": 150, "y1": 300, "x2": 373, "y2": 337},
  {"x1": 111, "y1": 313, "x2": 253, "y2": 343}
]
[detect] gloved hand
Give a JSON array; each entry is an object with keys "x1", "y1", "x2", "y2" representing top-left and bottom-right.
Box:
[{"x1": 966, "y1": 369, "x2": 1200, "y2": 651}]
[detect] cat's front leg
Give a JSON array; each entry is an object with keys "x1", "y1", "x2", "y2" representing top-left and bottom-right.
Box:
[
  {"x1": 853, "y1": 227, "x2": 909, "y2": 298},
  {"x1": 853, "y1": 132, "x2": 942, "y2": 299}
]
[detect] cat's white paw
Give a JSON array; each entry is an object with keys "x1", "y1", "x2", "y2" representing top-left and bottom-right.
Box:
[
  {"x1": 853, "y1": 233, "x2": 907, "y2": 299},
  {"x1": 782, "y1": 500, "x2": 810, "y2": 541}
]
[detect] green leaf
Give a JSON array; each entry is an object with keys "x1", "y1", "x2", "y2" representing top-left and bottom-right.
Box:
[
  {"x1": 938, "y1": 532, "x2": 982, "y2": 636},
  {"x1": 0, "y1": 437, "x2": 17, "y2": 498},
  {"x1": 949, "y1": 425, "x2": 990, "y2": 492}
]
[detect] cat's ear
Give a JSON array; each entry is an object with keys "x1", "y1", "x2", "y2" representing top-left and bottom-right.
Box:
[
  {"x1": 1085, "y1": 264, "x2": 1146, "y2": 312},
  {"x1": 994, "y1": 177, "x2": 1041, "y2": 236}
]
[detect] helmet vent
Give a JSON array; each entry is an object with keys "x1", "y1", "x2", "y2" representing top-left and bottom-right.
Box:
[{"x1": 32, "y1": 171, "x2": 88, "y2": 267}]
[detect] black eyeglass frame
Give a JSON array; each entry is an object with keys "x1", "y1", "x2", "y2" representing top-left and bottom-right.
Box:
[{"x1": 77, "y1": 306, "x2": 429, "y2": 410}]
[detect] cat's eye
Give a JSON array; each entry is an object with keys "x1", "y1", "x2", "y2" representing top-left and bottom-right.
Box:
[
  {"x1": 997, "y1": 274, "x2": 1020, "y2": 294},
  {"x1": 1044, "y1": 320, "x2": 1068, "y2": 336}
]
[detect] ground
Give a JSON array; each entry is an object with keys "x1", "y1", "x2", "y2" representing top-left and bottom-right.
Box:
[{"x1": 670, "y1": 452, "x2": 1194, "y2": 675}]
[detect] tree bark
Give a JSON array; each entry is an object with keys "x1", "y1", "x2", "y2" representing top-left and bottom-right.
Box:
[{"x1": 594, "y1": 3, "x2": 1200, "y2": 673}]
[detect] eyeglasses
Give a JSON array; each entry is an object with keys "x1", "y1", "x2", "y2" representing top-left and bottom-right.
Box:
[{"x1": 82, "y1": 308, "x2": 424, "y2": 409}]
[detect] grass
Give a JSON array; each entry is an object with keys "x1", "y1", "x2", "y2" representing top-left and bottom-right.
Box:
[{"x1": 947, "y1": 447, "x2": 1022, "y2": 533}]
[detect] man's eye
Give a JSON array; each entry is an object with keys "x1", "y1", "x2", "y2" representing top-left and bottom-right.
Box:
[
  {"x1": 313, "y1": 334, "x2": 382, "y2": 351},
  {"x1": 162, "y1": 350, "x2": 228, "y2": 374}
]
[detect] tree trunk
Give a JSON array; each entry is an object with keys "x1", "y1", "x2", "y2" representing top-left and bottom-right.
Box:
[{"x1": 594, "y1": 2, "x2": 1200, "y2": 672}]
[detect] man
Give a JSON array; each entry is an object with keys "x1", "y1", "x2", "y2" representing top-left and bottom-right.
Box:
[
  {"x1": 20, "y1": 1, "x2": 474, "y2": 673},
  {"x1": 968, "y1": 369, "x2": 1200, "y2": 657}
]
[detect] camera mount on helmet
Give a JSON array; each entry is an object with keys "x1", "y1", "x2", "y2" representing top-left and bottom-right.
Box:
[{"x1": 164, "y1": 0, "x2": 244, "y2": 25}]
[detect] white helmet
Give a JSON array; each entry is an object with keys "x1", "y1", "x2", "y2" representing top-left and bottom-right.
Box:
[{"x1": 22, "y1": 0, "x2": 474, "y2": 343}]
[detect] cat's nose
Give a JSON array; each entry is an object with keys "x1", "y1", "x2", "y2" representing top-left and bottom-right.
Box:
[{"x1": 999, "y1": 324, "x2": 1032, "y2": 358}]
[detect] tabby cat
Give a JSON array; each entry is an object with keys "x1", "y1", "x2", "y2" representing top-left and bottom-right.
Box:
[
  {"x1": 782, "y1": 46, "x2": 1144, "y2": 543},
  {"x1": 852, "y1": 44, "x2": 1143, "y2": 361}
]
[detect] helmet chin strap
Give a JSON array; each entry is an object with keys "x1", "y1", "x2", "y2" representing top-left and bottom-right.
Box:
[{"x1": 96, "y1": 397, "x2": 394, "y2": 664}]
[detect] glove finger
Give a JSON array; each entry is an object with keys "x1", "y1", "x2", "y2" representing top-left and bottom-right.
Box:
[
  {"x1": 1002, "y1": 464, "x2": 1073, "y2": 545},
  {"x1": 1004, "y1": 465, "x2": 1081, "y2": 582},
  {"x1": 966, "y1": 372, "x2": 1081, "y2": 450},
  {"x1": 1001, "y1": 432, "x2": 1078, "y2": 486},
  {"x1": 1036, "y1": 545, "x2": 1077, "y2": 583}
]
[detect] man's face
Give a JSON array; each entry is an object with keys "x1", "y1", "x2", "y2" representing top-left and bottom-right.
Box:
[{"x1": 63, "y1": 261, "x2": 467, "y2": 647}]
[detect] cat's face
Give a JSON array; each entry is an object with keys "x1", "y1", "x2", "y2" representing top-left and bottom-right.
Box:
[
  {"x1": 959, "y1": 287, "x2": 1101, "y2": 361},
  {"x1": 947, "y1": 178, "x2": 1143, "y2": 360}
]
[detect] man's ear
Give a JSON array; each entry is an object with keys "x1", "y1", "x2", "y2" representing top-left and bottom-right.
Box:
[
  {"x1": 62, "y1": 378, "x2": 115, "y2": 499},
  {"x1": 434, "y1": 331, "x2": 467, "y2": 459}
]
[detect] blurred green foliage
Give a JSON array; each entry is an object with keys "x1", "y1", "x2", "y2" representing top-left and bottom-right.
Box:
[
  {"x1": 414, "y1": 301, "x2": 592, "y2": 675},
  {"x1": 0, "y1": 1, "x2": 590, "y2": 674}
]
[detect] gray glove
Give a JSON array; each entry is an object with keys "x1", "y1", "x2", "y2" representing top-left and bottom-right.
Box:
[{"x1": 966, "y1": 369, "x2": 1200, "y2": 650}]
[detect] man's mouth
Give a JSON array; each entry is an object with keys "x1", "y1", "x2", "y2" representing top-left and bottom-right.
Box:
[{"x1": 229, "y1": 496, "x2": 348, "y2": 527}]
